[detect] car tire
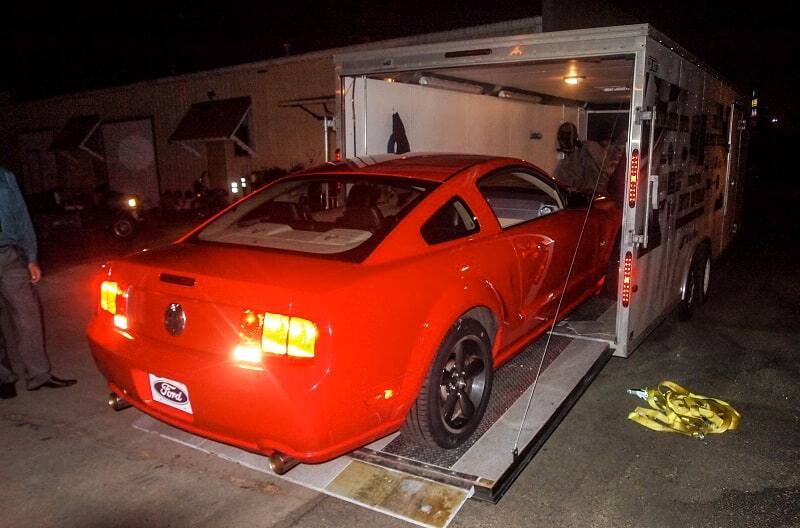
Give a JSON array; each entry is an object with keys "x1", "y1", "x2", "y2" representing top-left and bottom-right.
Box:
[
  {"x1": 112, "y1": 215, "x2": 137, "y2": 239},
  {"x1": 677, "y1": 245, "x2": 710, "y2": 321},
  {"x1": 402, "y1": 318, "x2": 493, "y2": 449}
]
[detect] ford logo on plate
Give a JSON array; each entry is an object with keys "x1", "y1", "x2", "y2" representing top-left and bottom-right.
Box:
[
  {"x1": 164, "y1": 303, "x2": 186, "y2": 336},
  {"x1": 153, "y1": 381, "x2": 187, "y2": 404}
]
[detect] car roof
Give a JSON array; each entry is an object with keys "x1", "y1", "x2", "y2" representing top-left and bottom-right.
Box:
[{"x1": 297, "y1": 153, "x2": 516, "y2": 183}]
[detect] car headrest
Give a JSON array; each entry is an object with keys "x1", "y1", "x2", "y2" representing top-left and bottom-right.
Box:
[
  {"x1": 346, "y1": 184, "x2": 381, "y2": 208},
  {"x1": 338, "y1": 206, "x2": 384, "y2": 232},
  {"x1": 266, "y1": 201, "x2": 302, "y2": 223}
]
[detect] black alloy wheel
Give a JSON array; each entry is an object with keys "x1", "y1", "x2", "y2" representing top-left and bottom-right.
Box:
[
  {"x1": 402, "y1": 318, "x2": 493, "y2": 449},
  {"x1": 438, "y1": 335, "x2": 488, "y2": 432}
]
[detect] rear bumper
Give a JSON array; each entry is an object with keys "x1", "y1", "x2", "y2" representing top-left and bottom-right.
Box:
[{"x1": 86, "y1": 317, "x2": 394, "y2": 463}]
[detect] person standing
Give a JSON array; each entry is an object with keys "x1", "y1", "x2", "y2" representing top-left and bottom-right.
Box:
[{"x1": 0, "y1": 166, "x2": 76, "y2": 399}]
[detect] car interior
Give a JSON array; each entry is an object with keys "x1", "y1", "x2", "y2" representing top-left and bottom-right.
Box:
[{"x1": 478, "y1": 171, "x2": 563, "y2": 228}]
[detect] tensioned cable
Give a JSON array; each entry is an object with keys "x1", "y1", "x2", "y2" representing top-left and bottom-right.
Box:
[{"x1": 512, "y1": 116, "x2": 623, "y2": 457}]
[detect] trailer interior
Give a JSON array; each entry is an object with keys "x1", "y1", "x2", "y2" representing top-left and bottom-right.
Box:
[
  {"x1": 341, "y1": 53, "x2": 635, "y2": 352},
  {"x1": 342, "y1": 55, "x2": 634, "y2": 178}
]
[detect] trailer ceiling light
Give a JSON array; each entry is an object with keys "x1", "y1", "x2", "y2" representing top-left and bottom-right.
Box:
[
  {"x1": 563, "y1": 75, "x2": 585, "y2": 85},
  {"x1": 418, "y1": 76, "x2": 484, "y2": 95},
  {"x1": 628, "y1": 148, "x2": 639, "y2": 208},
  {"x1": 621, "y1": 251, "x2": 633, "y2": 307},
  {"x1": 497, "y1": 90, "x2": 542, "y2": 104}
]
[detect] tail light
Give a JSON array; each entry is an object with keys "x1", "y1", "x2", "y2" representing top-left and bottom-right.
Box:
[
  {"x1": 334, "y1": 148, "x2": 342, "y2": 161},
  {"x1": 234, "y1": 309, "x2": 318, "y2": 366},
  {"x1": 100, "y1": 280, "x2": 129, "y2": 330},
  {"x1": 621, "y1": 252, "x2": 633, "y2": 307},
  {"x1": 628, "y1": 149, "x2": 639, "y2": 208}
]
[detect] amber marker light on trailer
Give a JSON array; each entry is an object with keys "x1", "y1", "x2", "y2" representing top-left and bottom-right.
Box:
[
  {"x1": 621, "y1": 252, "x2": 633, "y2": 307},
  {"x1": 628, "y1": 149, "x2": 639, "y2": 208}
]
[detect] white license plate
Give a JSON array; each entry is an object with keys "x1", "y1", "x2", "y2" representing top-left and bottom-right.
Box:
[{"x1": 149, "y1": 374, "x2": 193, "y2": 415}]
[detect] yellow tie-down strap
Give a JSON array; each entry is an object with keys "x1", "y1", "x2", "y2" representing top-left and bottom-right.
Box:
[{"x1": 627, "y1": 381, "x2": 741, "y2": 439}]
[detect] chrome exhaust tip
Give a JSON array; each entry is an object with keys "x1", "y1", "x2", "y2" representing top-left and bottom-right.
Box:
[
  {"x1": 269, "y1": 451, "x2": 299, "y2": 475},
  {"x1": 108, "y1": 392, "x2": 132, "y2": 411}
]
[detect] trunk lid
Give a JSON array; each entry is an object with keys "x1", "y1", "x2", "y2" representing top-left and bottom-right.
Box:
[{"x1": 113, "y1": 242, "x2": 354, "y2": 356}]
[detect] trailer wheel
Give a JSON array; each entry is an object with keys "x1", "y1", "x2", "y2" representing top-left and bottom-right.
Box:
[
  {"x1": 677, "y1": 246, "x2": 710, "y2": 321},
  {"x1": 699, "y1": 250, "x2": 712, "y2": 302},
  {"x1": 402, "y1": 319, "x2": 493, "y2": 449}
]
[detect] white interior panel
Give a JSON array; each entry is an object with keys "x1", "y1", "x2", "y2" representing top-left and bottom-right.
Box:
[{"x1": 358, "y1": 78, "x2": 577, "y2": 175}]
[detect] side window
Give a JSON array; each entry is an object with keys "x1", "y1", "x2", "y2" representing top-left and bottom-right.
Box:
[
  {"x1": 421, "y1": 197, "x2": 479, "y2": 245},
  {"x1": 478, "y1": 170, "x2": 562, "y2": 229}
]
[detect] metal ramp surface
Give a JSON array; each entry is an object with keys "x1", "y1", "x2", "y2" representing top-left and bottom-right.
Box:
[
  {"x1": 550, "y1": 296, "x2": 617, "y2": 347},
  {"x1": 133, "y1": 330, "x2": 610, "y2": 526}
]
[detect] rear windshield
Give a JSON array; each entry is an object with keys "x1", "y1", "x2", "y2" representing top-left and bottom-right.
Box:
[{"x1": 193, "y1": 174, "x2": 436, "y2": 261}]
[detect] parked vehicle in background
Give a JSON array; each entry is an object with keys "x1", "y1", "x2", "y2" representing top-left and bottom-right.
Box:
[{"x1": 30, "y1": 185, "x2": 146, "y2": 240}]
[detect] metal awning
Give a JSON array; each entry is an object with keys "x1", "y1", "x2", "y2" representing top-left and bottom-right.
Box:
[
  {"x1": 170, "y1": 96, "x2": 254, "y2": 156},
  {"x1": 278, "y1": 96, "x2": 335, "y2": 120},
  {"x1": 50, "y1": 115, "x2": 104, "y2": 161}
]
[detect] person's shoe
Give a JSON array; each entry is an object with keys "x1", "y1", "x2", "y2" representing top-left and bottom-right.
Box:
[
  {"x1": 0, "y1": 382, "x2": 17, "y2": 399},
  {"x1": 29, "y1": 376, "x2": 77, "y2": 390}
]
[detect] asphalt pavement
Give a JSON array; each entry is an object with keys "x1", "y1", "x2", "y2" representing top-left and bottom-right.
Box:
[{"x1": 1, "y1": 183, "x2": 798, "y2": 528}]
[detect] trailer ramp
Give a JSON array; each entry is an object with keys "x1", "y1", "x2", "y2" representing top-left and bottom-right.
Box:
[
  {"x1": 551, "y1": 296, "x2": 617, "y2": 347},
  {"x1": 133, "y1": 332, "x2": 609, "y2": 526}
]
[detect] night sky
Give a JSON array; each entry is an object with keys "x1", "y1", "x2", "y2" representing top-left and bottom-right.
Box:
[{"x1": 0, "y1": 1, "x2": 796, "y2": 132}]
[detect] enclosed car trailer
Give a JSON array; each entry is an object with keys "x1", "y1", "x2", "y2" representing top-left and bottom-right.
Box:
[
  {"x1": 336, "y1": 23, "x2": 748, "y2": 358},
  {"x1": 330, "y1": 22, "x2": 748, "y2": 503}
]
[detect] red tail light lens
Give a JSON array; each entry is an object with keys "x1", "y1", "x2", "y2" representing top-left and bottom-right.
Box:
[
  {"x1": 100, "y1": 280, "x2": 129, "y2": 329},
  {"x1": 621, "y1": 252, "x2": 633, "y2": 307},
  {"x1": 234, "y1": 310, "x2": 317, "y2": 366},
  {"x1": 628, "y1": 149, "x2": 639, "y2": 208},
  {"x1": 334, "y1": 148, "x2": 342, "y2": 161}
]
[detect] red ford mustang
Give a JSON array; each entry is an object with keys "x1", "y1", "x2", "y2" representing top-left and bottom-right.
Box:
[{"x1": 87, "y1": 154, "x2": 620, "y2": 468}]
